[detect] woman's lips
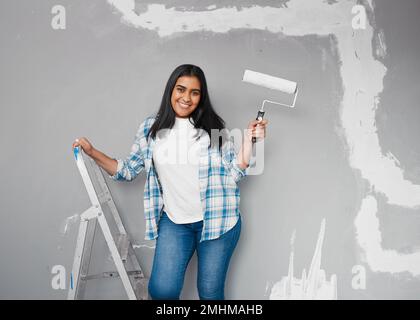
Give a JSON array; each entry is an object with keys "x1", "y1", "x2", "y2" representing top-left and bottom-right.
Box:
[{"x1": 178, "y1": 101, "x2": 191, "y2": 108}]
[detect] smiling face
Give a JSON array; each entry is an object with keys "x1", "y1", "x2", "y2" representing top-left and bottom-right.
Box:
[{"x1": 170, "y1": 76, "x2": 201, "y2": 118}]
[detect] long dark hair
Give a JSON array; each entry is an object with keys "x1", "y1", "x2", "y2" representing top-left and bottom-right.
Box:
[{"x1": 147, "y1": 64, "x2": 226, "y2": 149}]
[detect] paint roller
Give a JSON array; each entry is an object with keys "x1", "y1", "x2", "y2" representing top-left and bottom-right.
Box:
[{"x1": 242, "y1": 69, "x2": 298, "y2": 143}]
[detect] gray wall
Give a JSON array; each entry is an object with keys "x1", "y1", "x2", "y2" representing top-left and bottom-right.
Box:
[{"x1": 1, "y1": 0, "x2": 419, "y2": 299}]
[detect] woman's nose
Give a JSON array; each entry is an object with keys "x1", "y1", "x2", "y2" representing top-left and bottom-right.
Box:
[{"x1": 182, "y1": 93, "x2": 191, "y2": 102}]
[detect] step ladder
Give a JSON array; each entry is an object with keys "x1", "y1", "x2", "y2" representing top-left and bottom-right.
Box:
[{"x1": 68, "y1": 146, "x2": 149, "y2": 300}]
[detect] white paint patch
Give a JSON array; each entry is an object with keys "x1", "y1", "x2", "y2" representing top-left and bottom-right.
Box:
[
  {"x1": 107, "y1": 0, "x2": 420, "y2": 275},
  {"x1": 60, "y1": 213, "x2": 80, "y2": 235},
  {"x1": 107, "y1": 0, "x2": 352, "y2": 37},
  {"x1": 355, "y1": 195, "x2": 420, "y2": 275},
  {"x1": 106, "y1": 243, "x2": 155, "y2": 262},
  {"x1": 270, "y1": 219, "x2": 337, "y2": 299},
  {"x1": 340, "y1": 27, "x2": 420, "y2": 209},
  {"x1": 132, "y1": 243, "x2": 156, "y2": 249},
  {"x1": 375, "y1": 29, "x2": 387, "y2": 59}
]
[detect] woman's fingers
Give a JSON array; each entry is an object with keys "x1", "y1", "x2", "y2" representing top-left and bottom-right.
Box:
[
  {"x1": 73, "y1": 138, "x2": 87, "y2": 151},
  {"x1": 249, "y1": 119, "x2": 268, "y2": 127},
  {"x1": 72, "y1": 138, "x2": 80, "y2": 148},
  {"x1": 252, "y1": 121, "x2": 267, "y2": 130},
  {"x1": 251, "y1": 130, "x2": 266, "y2": 137},
  {"x1": 251, "y1": 126, "x2": 267, "y2": 139},
  {"x1": 72, "y1": 137, "x2": 94, "y2": 156},
  {"x1": 251, "y1": 119, "x2": 268, "y2": 139}
]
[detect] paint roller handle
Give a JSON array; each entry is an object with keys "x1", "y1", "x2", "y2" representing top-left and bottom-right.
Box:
[{"x1": 252, "y1": 110, "x2": 265, "y2": 143}]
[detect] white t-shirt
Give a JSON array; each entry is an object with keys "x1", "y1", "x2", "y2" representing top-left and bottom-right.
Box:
[{"x1": 152, "y1": 116, "x2": 203, "y2": 224}]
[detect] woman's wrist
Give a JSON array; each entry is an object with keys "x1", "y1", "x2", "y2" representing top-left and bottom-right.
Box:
[
  {"x1": 237, "y1": 133, "x2": 253, "y2": 170},
  {"x1": 87, "y1": 146, "x2": 96, "y2": 157}
]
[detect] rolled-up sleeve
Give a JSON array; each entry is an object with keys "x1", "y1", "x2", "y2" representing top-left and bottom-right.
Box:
[
  {"x1": 109, "y1": 121, "x2": 148, "y2": 182},
  {"x1": 221, "y1": 137, "x2": 248, "y2": 184}
]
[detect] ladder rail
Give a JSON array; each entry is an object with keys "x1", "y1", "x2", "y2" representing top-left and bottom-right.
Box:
[
  {"x1": 74, "y1": 218, "x2": 97, "y2": 299},
  {"x1": 90, "y1": 158, "x2": 128, "y2": 236},
  {"x1": 67, "y1": 215, "x2": 89, "y2": 300}
]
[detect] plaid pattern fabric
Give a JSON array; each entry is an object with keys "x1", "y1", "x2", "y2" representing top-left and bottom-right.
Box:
[{"x1": 110, "y1": 116, "x2": 248, "y2": 242}]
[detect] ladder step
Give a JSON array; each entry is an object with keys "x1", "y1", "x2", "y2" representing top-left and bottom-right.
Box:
[{"x1": 81, "y1": 270, "x2": 144, "y2": 281}]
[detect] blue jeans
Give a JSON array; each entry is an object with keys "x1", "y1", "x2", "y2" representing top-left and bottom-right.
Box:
[{"x1": 148, "y1": 211, "x2": 241, "y2": 300}]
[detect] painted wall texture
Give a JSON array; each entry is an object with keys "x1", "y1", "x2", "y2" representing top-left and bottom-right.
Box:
[{"x1": 1, "y1": 0, "x2": 419, "y2": 299}]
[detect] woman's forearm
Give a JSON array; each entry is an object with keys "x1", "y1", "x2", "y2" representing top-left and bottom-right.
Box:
[
  {"x1": 89, "y1": 148, "x2": 118, "y2": 176},
  {"x1": 237, "y1": 119, "x2": 268, "y2": 169},
  {"x1": 237, "y1": 136, "x2": 253, "y2": 170}
]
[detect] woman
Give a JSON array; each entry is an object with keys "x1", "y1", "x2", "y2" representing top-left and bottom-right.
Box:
[{"x1": 72, "y1": 64, "x2": 268, "y2": 300}]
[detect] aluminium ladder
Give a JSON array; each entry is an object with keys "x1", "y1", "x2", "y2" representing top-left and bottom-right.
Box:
[{"x1": 68, "y1": 146, "x2": 148, "y2": 300}]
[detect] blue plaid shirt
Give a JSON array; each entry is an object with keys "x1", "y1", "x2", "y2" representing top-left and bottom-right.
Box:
[{"x1": 110, "y1": 116, "x2": 249, "y2": 242}]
